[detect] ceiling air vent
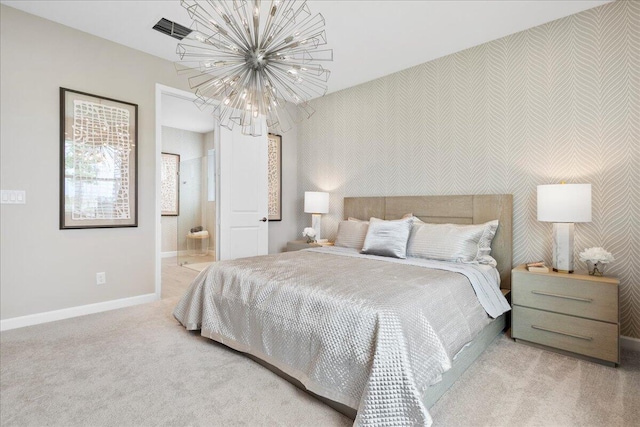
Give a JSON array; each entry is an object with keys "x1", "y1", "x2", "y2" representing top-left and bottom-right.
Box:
[{"x1": 152, "y1": 18, "x2": 192, "y2": 41}]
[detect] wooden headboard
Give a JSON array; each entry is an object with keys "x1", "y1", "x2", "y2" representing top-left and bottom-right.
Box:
[{"x1": 343, "y1": 195, "x2": 513, "y2": 289}]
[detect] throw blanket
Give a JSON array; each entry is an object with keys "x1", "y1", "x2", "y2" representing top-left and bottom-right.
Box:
[{"x1": 174, "y1": 248, "x2": 510, "y2": 426}]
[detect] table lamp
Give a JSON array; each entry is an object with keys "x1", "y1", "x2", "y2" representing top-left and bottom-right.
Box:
[
  {"x1": 304, "y1": 191, "x2": 329, "y2": 241},
  {"x1": 537, "y1": 183, "x2": 592, "y2": 273}
]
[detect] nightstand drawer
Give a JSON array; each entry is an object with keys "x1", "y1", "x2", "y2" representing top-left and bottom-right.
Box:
[
  {"x1": 513, "y1": 306, "x2": 619, "y2": 363},
  {"x1": 512, "y1": 272, "x2": 617, "y2": 323},
  {"x1": 286, "y1": 240, "x2": 334, "y2": 252}
]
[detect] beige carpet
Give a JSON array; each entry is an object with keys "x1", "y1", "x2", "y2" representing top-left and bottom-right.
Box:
[{"x1": 1, "y1": 264, "x2": 639, "y2": 426}]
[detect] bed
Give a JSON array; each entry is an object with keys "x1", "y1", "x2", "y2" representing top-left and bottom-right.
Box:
[{"x1": 174, "y1": 194, "x2": 513, "y2": 426}]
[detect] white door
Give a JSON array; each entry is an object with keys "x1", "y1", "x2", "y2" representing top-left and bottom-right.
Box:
[{"x1": 219, "y1": 125, "x2": 268, "y2": 260}]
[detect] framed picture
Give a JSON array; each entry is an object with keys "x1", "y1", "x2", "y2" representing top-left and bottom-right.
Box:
[
  {"x1": 267, "y1": 133, "x2": 282, "y2": 221},
  {"x1": 161, "y1": 152, "x2": 180, "y2": 216},
  {"x1": 60, "y1": 88, "x2": 138, "y2": 229}
]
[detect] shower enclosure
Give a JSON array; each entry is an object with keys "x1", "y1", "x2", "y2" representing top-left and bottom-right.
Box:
[{"x1": 177, "y1": 149, "x2": 216, "y2": 266}]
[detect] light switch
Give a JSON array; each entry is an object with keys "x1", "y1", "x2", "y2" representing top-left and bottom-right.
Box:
[{"x1": 0, "y1": 190, "x2": 26, "y2": 204}]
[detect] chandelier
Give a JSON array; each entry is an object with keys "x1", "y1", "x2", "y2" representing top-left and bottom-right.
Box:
[{"x1": 176, "y1": 0, "x2": 333, "y2": 136}]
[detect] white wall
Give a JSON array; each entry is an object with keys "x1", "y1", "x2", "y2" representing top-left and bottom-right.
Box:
[
  {"x1": 0, "y1": 5, "x2": 190, "y2": 320},
  {"x1": 0, "y1": 5, "x2": 299, "y2": 323}
]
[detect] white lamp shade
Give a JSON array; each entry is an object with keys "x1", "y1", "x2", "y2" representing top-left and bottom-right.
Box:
[
  {"x1": 304, "y1": 191, "x2": 329, "y2": 214},
  {"x1": 537, "y1": 184, "x2": 592, "y2": 223}
]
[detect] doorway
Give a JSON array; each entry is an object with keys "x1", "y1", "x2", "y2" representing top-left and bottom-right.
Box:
[
  {"x1": 155, "y1": 85, "x2": 219, "y2": 299},
  {"x1": 167, "y1": 128, "x2": 216, "y2": 270},
  {"x1": 155, "y1": 84, "x2": 270, "y2": 301}
]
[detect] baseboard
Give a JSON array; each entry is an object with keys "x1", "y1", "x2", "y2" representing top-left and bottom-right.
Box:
[
  {"x1": 0, "y1": 293, "x2": 158, "y2": 332},
  {"x1": 621, "y1": 335, "x2": 640, "y2": 352},
  {"x1": 162, "y1": 250, "x2": 207, "y2": 258}
]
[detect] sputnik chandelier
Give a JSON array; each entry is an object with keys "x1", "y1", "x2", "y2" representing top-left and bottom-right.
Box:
[{"x1": 176, "y1": 0, "x2": 333, "y2": 136}]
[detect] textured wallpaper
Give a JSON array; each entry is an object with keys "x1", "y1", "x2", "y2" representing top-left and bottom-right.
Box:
[{"x1": 297, "y1": 1, "x2": 640, "y2": 338}]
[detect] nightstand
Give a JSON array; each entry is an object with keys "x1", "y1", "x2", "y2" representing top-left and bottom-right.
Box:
[
  {"x1": 511, "y1": 265, "x2": 619, "y2": 366},
  {"x1": 286, "y1": 240, "x2": 334, "y2": 252}
]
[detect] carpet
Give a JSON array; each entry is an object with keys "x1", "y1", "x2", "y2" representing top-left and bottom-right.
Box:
[
  {"x1": 0, "y1": 297, "x2": 350, "y2": 427},
  {"x1": 1, "y1": 298, "x2": 639, "y2": 426}
]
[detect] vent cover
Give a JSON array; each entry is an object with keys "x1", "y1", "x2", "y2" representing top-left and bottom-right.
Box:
[{"x1": 152, "y1": 18, "x2": 192, "y2": 41}]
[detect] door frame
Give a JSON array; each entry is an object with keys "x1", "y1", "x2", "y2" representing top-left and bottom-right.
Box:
[{"x1": 154, "y1": 84, "x2": 220, "y2": 298}]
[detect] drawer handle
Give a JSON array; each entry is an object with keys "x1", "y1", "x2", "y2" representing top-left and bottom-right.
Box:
[
  {"x1": 531, "y1": 325, "x2": 593, "y2": 341},
  {"x1": 531, "y1": 290, "x2": 593, "y2": 303}
]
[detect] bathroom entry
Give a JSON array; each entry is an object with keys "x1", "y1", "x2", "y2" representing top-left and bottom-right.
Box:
[
  {"x1": 160, "y1": 93, "x2": 217, "y2": 272},
  {"x1": 177, "y1": 146, "x2": 216, "y2": 268}
]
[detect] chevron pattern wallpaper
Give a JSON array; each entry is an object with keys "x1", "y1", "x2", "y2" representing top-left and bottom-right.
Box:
[{"x1": 297, "y1": 0, "x2": 640, "y2": 338}]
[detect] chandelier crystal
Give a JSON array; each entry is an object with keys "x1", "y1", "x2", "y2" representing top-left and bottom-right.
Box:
[{"x1": 176, "y1": 0, "x2": 333, "y2": 136}]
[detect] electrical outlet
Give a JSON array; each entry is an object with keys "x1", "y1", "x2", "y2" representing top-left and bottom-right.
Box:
[{"x1": 96, "y1": 272, "x2": 106, "y2": 285}]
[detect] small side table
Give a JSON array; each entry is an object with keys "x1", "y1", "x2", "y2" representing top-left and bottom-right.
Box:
[
  {"x1": 186, "y1": 233, "x2": 209, "y2": 256},
  {"x1": 286, "y1": 240, "x2": 334, "y2": 252},
  {"x1": 511, "y1": 264, "x2": 619, "y2": 366}
]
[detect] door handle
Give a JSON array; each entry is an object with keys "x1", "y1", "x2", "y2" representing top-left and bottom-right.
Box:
[
  {"x1": 259, "y1": 217, "x2": 267, "y2": 222},
  {"x1": 531, "y1": 290, "x2": 592, "y2": 303}
]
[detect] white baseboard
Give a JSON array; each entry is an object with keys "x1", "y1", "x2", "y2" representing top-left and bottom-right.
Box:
[
  {"x1": 163, "y1": 250, "x2": 215, "y2": 259},
  {"x1": 621, "y1": 335, "x2": 640, "y2": 352},
  {"x1": 162, "y1": 250, "x2": 212, "y2": 258},
  {"x1": 0, "y1": 293, "x2": 158, "y2": 332}
]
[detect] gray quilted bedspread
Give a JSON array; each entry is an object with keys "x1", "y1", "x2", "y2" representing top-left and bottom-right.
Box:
[{"x1": 173, "y1": 248, "x2": 509, "y2": 426}]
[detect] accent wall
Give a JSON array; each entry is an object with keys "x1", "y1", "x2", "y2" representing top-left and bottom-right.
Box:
[{"x1": 297, "y1": 1, "x2": 640, "y2": 337}]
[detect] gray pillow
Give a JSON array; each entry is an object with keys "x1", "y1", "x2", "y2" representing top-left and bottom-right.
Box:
[
  {"x1": 361, "y1": 217, "x2": 413, "y2": 259},
  {"x1": 474, "y1": 220, "x2": 499, "y2": 266},
  {"x1": 334, "y1": 220, "x2": 369, "y2": 250},
  {"x1": 407, "y1": 220, "x2": 499, "y2": 266}
]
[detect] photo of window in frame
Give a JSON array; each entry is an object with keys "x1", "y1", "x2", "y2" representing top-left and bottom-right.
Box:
[
  {"x1": 60, "y1": 88, "x2": 138, "y2": 229},
  {"x1": 268, "y1": 133, "x2": 282, "y2": 221},
  {"x1": 161, "y1": 152, "x2": 180, "y2": 216}
]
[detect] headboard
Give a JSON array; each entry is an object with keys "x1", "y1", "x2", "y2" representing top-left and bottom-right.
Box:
[{"x1": 343, "y1": 195, "x2": 513, "y2": 289}]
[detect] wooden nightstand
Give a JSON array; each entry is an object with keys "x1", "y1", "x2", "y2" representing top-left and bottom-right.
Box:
[
  {"x1": 286, "y1": 240, "x2": 334, "y2": 252},
  {"x1": 511, "y1": 265, "x2": 619, "y2": 366}
]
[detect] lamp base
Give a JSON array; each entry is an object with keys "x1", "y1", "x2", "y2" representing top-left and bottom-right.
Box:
[
  {"x1": 552, "y1": 223, "x2": 574, "y2": 274},
  {"x1": 311, "y1": 213, "x2": 322, "y2": 241}
]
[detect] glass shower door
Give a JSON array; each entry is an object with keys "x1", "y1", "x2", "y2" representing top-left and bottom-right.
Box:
[{"x1": 178, "y1": 157, "x2": 206, "y2": 266}]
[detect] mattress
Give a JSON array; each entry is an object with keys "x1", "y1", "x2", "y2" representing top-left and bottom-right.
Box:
[{"x1": 174, "y1": 247, "x2": 510, "y2": 426}]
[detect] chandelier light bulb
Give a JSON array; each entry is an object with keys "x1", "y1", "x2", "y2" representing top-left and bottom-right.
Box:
[{"x1": 175, "y1": 0, "x2": 333, "y2": 136}]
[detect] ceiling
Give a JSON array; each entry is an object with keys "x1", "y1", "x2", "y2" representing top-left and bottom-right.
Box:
[
  {"x1": 2, "y1": 0, "x2": 611, "y2": 95},
  {"x1": 162, "y1": 93, "x2": 215, "y2": 133}
]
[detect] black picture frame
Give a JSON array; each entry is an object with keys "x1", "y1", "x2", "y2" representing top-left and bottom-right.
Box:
[
  {"x1": 268, "y1": 133, "x2": 282, "y2": 221},
  {"x1": 60, "y1": 87, "x2": 138, "y2": 229},
  {"x1": 161, "y1": 152, "x2": 180, "y2": 216}
]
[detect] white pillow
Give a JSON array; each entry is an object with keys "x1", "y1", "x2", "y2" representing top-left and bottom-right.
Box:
[
  {"x1": 407, "y1": 220, "x2": 499, "y2": 266},
  {"x1": 335, "y1": 220, "x2": 369, "y2": 249},
  {"x1": 361, "y1": 217, "x2": 413, "y2": 259}
]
